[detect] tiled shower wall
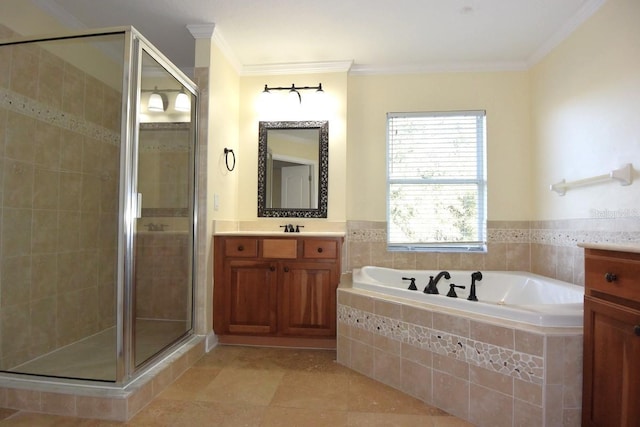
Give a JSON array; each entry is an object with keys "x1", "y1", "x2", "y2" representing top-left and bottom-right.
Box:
[
  {"x1": 135, "y1": 233, "x2": 190, "y2": 320},
  {"x1": 0, "y1": 25, "x2": 122, "y2": 369},
  {"x1": 346, "y1": 219, "x2": 640, "y2": 284}
]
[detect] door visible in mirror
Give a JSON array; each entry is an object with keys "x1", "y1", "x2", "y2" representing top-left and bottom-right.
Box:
[{"x1": 266, "y1": 128, "x2": 319, "y2": 209}]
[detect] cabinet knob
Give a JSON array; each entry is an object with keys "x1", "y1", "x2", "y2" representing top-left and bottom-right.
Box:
[
  {"x1": 284, "y1": 266, "x2": 289, "y2": 272},
  {"x1": 317, "y1": 247, "x2": 323, "y2": 253},
  {"x1": 237, "y1": 245, "x2": 244, "y2": 251},
  {"x1": 270, "y1": 266, "x2": 275, "y2": 272},
  {"x1": 634, "y1": 325, "x2": 640, "y2": 337},
  {"x1": 604, "y1": 272, "x2": 617, "y2": 282}
]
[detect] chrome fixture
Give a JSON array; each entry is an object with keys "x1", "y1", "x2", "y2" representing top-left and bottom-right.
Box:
[{"x1": 261, "y1": 83, "x2": 324, "y2": 104}]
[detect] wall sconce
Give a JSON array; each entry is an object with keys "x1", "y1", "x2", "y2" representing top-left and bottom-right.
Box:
[
  {"x1": 144, "y1": 87, "x2": 191, "y2": 113},
  {"x1": 261, "y1": 83, "x2": 324, "y2": 104}
]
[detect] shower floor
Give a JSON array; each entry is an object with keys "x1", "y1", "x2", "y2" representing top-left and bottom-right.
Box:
[{"x1": 10, "y1": 319, "x2": 187, "y2": 381}]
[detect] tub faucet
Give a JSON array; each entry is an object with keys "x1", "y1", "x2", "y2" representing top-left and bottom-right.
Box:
[
  {"x1": 423, "y1": 271, "x2": 451, "y2": 294},
  {"x1": 403, "y1": 277, "x2": 418, "y2": 291},
  {"x1": 467, "y1": 271, "x2": 482, "y2": 301},
  {"x1": 446, "y1": 283, "x2": 466, "y2": 298}
]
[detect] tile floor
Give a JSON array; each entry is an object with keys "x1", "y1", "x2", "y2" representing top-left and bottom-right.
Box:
[{"x1": 0, "y1": 345, "x2": 473, "y2": 426}]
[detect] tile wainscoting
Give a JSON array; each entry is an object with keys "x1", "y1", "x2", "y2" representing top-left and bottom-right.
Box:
[
  {"x1": 346, "y1": 219, "x2": 640, "y2": 285},
  {"x1": 336, "y1": 289, "x2": 582, "y2": 426},
  {"x1": 339, "y1": 218, "x2": 639, "y2": 425}
]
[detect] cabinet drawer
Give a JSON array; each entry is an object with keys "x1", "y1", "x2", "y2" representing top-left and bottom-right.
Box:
[
  {"x1": 224, "y1": 238, "x2": 258, "y2": 257},
  {"x1": 303, "y1": 239, "x2": 338, "y2": 259},
  {"x1": 585, "y1": 252, "x2": 640, "y2": 302},
  {"x1": 263, "y1": 239, "x2": 297, "y2": 259}
]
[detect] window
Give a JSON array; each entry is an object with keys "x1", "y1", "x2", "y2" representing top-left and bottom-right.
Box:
[{"x1": 387, "y1": 111, "x2": 487, "y2": 252}]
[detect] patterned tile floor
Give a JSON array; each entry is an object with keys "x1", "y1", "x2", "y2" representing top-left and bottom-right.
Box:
[{"x1": 0, "y1": 345, "x2": 472, "y2": 426}]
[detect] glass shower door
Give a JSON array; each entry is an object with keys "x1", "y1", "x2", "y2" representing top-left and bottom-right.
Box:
[
  {"x1": 0, "y1": 31, "x2": 125, "y2": 382},
  {"x1": 132, "y1": 48, "x2": 196, "y2": 368}
]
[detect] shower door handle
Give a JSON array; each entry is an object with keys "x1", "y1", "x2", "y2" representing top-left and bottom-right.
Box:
[{"x1": 135, "y1": 193, "x2": 142, "y2": 218}]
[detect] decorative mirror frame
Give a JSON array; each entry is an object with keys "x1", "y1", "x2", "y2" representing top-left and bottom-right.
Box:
[{"x1": 257, "y1": 120, "x2": 329, "y2": 218}]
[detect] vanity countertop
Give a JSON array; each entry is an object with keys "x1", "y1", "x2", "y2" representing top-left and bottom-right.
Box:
[
  {"x1": 214, "y1": 231, "x2": 346, "y2": 237},
  {"x1": 578, "y1": 242, "x2": 640, "y2": 254}
]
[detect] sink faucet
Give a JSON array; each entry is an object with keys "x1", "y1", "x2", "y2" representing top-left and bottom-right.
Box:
[{"x1": 423, "y1": 270, "x2": 451, "y2": 294}]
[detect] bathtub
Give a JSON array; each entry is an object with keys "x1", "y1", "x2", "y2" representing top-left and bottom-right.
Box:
[{"x1": 351, "y1": 266, "x2": 584, "y2": 327}]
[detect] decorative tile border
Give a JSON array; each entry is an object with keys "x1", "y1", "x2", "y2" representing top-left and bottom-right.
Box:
[
  {"x1": 0, "y1": 87, "x2": 120, "y2": 145},
  {"x1": 347, "y1": 221, "x2": 640, "y2": 247},
  {"x1": 530, "y1": 228, "x2": 640, "y2": 248},
  {"x1": 338, "y1": 304, "x2": 544, "y2": 384}
]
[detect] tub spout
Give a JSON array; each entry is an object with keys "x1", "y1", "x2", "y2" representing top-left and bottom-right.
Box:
[
  {"x1": 467, "y1": 271, "x2": 482, "y2": 301},
  {"x1": 424, "y1": 271, "x2": 450, "y2": 294}
]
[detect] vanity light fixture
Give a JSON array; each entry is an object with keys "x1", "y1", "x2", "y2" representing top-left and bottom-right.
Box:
[
  {"x1": 145, "y1": 87, "x2": 190, "y2": 113},
  {"x1": 261, "y1": 83, "x2": 324, "y2": 104}
]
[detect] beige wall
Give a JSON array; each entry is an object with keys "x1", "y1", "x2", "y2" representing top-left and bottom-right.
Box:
[
  {"x1": 207, "y1": 42, "x2": 241, "y2": 222},
  {"x1": 530, "y1": 0, "x2": 640, "y2": 221},
  {"x1": 346, "y1": 71, "x2": 532, "y2": 221}
]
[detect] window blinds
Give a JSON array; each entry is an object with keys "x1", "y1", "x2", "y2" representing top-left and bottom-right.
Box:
[{"x1": 387, "y1": 111, "x2": 487, "y2": 252}]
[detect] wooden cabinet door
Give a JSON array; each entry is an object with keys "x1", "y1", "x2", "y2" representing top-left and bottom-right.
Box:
[
  {"x1": 582, "y1": 296, "x2": 640, "y2": 426},
  {"x1": 225, "y1": 260, "x2": 278, "y2": 335},
  {"x1": 280, "y1": 261, "x2": 337, "y2": 337}
]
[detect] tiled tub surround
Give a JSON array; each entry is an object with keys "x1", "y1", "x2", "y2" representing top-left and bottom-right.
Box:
[
  {"x1": 337, "y1": 287, "x2": 583, "y2": 427},
  {"x1": 346, "y1": 219, "x2": 640, "y2": 285}
]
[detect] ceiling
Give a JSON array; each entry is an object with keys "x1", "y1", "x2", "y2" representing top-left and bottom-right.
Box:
[{"x1": 32, "y1": 0, "x2": 604, "y2": 74}]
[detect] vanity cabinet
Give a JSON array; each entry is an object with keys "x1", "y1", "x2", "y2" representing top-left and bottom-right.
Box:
[
  {"x1": 213, "y1": 235, "x2": 343, "y2": 347},
  {"x1": 582, "y1": 247, "x2": 640, "y2": 426}
]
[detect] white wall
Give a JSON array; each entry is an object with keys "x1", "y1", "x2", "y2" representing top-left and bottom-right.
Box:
[{"x1": 530, "y1": 0, "x2": 640, "y2": 220}]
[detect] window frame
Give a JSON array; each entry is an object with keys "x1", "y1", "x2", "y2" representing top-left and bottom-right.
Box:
[{"x1": 386, "y1": 110, "x2": 487, "y2": 252}]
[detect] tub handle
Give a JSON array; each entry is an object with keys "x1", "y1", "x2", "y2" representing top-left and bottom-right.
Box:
[{"x1": 604, "y1": 272, "x2": 617, "y2": 283}]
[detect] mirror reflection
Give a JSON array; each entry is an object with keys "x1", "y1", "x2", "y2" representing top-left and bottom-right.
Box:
[{"x1": 258, "y1": 121, "x2": 328, "y2": 218}]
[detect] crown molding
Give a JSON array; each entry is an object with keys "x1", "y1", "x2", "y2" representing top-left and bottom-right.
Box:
[
  {"x1": 349, "y1": 60, "x2": 529, "y2": 76},
  {"x1": 211, "y1": 28, "x2": 243, "y2": 74},
  {"x1": 527, "y1": 0, "x2": 606, "y2": 66},
  {"x1": 186, "y1": 23, "x2": 215, "y2": 39},
  {"x1": 241, "y1": 60, "x2": 353, "y2": 76}
]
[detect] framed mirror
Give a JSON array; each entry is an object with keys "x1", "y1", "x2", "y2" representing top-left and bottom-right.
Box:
[{"x1": 257, "y1": 120, "x2": 329, "y2": 218}]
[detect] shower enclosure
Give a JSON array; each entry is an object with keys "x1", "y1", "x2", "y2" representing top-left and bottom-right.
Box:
[{"x1": 0, "y1": 27, "x2": 197, "y2": 384}]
